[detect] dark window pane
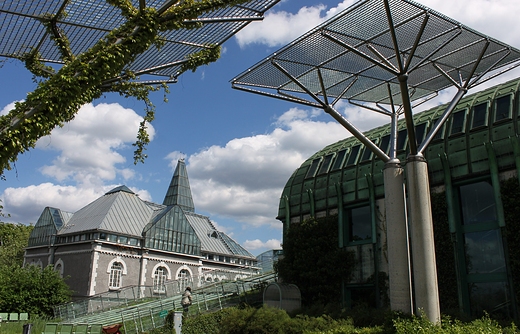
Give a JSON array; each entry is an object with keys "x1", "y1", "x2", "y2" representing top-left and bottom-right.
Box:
[
  {"x1": 318, "y1": 154, "x2": 334, "y2": 174},
  {"x1": 415, "y1": 123, "x2": 427, "y2": 143},
  {"x1": 305, "y1": 158, "x2": 321, "y2": 178},
  {"x1": 464, "y1": 229, "x2": 505, "y2": 274},
  {"x1": 469, "y1": 282, "x2": 512, "y2": 318},
  {"x1": 349, "y1": 205, "x2": 371, "y2": 242},
  {"x1": 450, "y1": 110, "x2": 466, "y2": 135},
  {"x1": 431, "y1": 118, "x2": 444, "y2": 141},
  {"x1": 346, "y1": 145, "x2": 361, "y2": 166},
  {"x1": 495, "y1": 95, "x2": 511, "y2": 122},
  {"x1": 379, "y1": 135, "x2": 390, "y2": 155},
  {"x1": 331, "y1": 149, "x2": 347, "y2": 170},
  {"x1": 471, "y1": 103, "x2": 488, "y2": 129},
  {"x1": 397, "y1": 129, "x2": 407, "y2": 151},
  {"x1": 459, "y1": 181, "x2": 497, "y2": 225},
  {"x1": 360, "y1": 147, "x2": 372, "y2": 162}
]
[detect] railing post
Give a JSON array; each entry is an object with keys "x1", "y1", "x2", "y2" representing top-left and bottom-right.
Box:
[{"x1": 216, "y1": 285, "x2": 222, "y2": 310}]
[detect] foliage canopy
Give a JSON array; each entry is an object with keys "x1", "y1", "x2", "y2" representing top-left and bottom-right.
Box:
[
  {"x1": 0, "y1": 0, "x2": 252, "y2": 175},
  {"x1": 0, "y1": 222, "x2": 34, "y2": 267},
  {"x1": 0, "y1": 264, "x2": 72, "y2": 317}
]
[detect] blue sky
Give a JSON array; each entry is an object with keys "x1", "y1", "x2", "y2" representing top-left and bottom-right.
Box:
[{"x1": 2, "y1": 0, "x2": 520, "y2": 256}]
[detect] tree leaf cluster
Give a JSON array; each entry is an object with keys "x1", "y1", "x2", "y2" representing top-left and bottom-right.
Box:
[
  {"x1": 0, "y1": 264, "x2": 72, "y2": 317},
  {"x1": 0, "y1": 222, "x2": 33, "y2": 267},
  {"x1": 0, "y1": 0, "x2": 250, "y2": 175}
]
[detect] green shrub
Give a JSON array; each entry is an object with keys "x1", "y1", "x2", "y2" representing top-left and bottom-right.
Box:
[
  {"x1": 392, "y1": 313, "x2": 514, "y2": 334},
  {"x1": 180, "y1": 308, "x2": 235, "y2": 334}
]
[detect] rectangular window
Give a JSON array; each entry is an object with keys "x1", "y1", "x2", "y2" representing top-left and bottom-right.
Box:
[
  {"x1": 397, "y1": 129, "x2": 407, "y2": 151},
  {"x1": 415, "y1": 123, "x2": 427, "y2": 143},
  {"x1": 331, "y1": 149, "x2": 347, "y2": 171},
  {"x1": 379, "y1": 135, "x2": 390, "y2": 155},
  {"x1": 471, "y1": 103, "x2": 488, "y2": 129},
  {"x1": 494, "y1": 95, "x2": 511, "y2": 122},
  {"x1": 359, "y1": 146, "x2": 372, "y2": 162},
  {"x1": 348, "y1": 205, "x2": 372, "y2": 243},
  {"x1": 345, "y1": 145, "x2": 361, "y2": 166},
  {"x1": 318, "y1": 154, "x2": 334, "y2": 175},
  {"x1": 305, "y1": 158, "x2": 321, "y2": 178},
  {"x1": 450, "y1": 110, "x2": 466, "y2": 135},
  {"x1": 431, "y1": 118, "x2": 444, "y2": 141},
  {"x1": 459, "y1": 181, "x2": 497, "y2": 225}
]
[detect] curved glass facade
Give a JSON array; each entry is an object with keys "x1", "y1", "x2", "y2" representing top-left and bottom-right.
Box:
[{"x1": 278, "y1": 77, "x2": 520, "y2": 318}]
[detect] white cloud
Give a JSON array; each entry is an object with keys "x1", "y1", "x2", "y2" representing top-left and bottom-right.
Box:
[
  {"x1": 1, "y1": 102, "x2": 154, "y2": 224},
  {"x1": 236, "y1": 1, "x2": 357, "y2": 48},
  {"x1": 176, "y1": 106, "x2": 389, "y2": 229},
  {"x1": 243, "y1": 238, "x2": 282, "y2": 251},
  {"x1": 1, "y1": 183, "x2": 151, "y2": 224},
  {"x1": 1, "y1": 101, "x2": 18, "y2": 115},
  {"x1": 36, "y1": 102, "x2": 154, "y2": 186},
  {"x1": 420, "y1": 0, "x2": 520, "y2": 46}
]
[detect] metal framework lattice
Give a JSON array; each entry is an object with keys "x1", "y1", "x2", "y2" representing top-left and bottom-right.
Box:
[
  {"x1": 0, "y1": 0, "x2": 280, "y2": 84},
  {"x1": 233, "y1": 0, "x2": 520, "y2": 104}
]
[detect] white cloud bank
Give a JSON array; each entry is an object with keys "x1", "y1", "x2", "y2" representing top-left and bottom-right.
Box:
[
  {"x1": 175, "y1": 106, "x2": 388, "y2": 229},
  {"x1": 236, "y1": 1, "x2": 356, "y2": 48},
  {"x1": 1, "y1": 102, "x2": 152, "y2": 223},
  {"x1": 237, "y1": 0, "x2": 520, "y2": 49}
]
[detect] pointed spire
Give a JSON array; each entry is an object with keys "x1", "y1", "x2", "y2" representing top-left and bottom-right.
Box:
[{"x1": 163, "y1": 159, "x2": 195, "y2": 212}]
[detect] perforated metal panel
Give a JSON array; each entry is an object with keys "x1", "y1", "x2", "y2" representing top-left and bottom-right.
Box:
[
  {"x1": 232, "y1": 0, "x2": 520, "y2": 107},
  {"x1": 0, "y1": 0, "x2": 280, "y2": 83}
]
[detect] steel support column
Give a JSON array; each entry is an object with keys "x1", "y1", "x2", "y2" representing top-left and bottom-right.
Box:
[
  {"x1": 406, "y1": 154, "x2": 440, "y2": 321},
  {"x1": 383, "y1": 159, "x2": 412, "y2": 313}
]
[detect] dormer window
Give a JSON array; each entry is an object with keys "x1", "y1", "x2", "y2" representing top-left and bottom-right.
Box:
[{"x1": 208, "y1": 230, "x2": 218, "y2": 238}]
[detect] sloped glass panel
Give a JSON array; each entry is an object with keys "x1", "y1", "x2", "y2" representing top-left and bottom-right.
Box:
[{"x1": 143, "y1": 207, "x2": 201, "y2": 255}]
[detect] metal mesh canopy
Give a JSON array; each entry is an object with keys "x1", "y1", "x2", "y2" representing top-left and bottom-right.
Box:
[
  {"x1": 231, "y1": 0, "x2": 520, "y2": 107},
  {"x1": 0, "y1": 0, "x2": 279, "y2": 83}
]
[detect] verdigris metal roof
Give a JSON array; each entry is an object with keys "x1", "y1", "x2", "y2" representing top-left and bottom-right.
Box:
[
  {"x1": 186, "y1": 212, "x2": 230, "y2": 255},
  {"x1": 232, "y1": 0, "x2": 520, "y2": 106},
  {"x1": 59, "y1": 187, "x2": 155, "y2": 236},
  {"x1": 186, "y1": 211, "x2": 252, "y2": 257},
  {"x1": 0, "y1": 0, "x2": 280, "y2": 84},
  {"x1": 219, "y1": 232, "x2": 254, "y2": 257},
  {"x1": 163, "y1": 159, "x2": 195, "y2": 212}
]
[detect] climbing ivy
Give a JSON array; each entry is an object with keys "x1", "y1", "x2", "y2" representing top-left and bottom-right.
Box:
[
  {"x1": 500, "y1": 177, "x2": 520, "y2": 309},
  {"x1": 430, "y1": 191, "x2": 459, "y2": 314},
  {"x1": 0, "y1": 0, "x2": 248, "y2": 174}
]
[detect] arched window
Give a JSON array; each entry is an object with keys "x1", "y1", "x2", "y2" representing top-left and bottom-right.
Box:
[
  {"x1": 109, "y1": 262, "x2": 123, "y2": 289},
  {"x1": 55, "y1": 263, "x2": 63, "y2": 278},
  {"x1": 177, "y1": 269, "x2": 191, "y2": 291},
  {"x1": 54, "y1": 258, "x2": 64, "y2": 278},
  {"x1": 153, "y1": 267, "x2": 167, "y2": 294}
]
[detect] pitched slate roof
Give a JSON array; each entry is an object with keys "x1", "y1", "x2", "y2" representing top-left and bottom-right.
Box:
[
  {"x1": 186, "y1": 211, "x2": 253, "y2": 258},
  {"x1": 58, "y1": 187, "x2": 155, "y2": 236},
  {"x1": 43, "y1": 159, "x2": 255, "y2": 259}
]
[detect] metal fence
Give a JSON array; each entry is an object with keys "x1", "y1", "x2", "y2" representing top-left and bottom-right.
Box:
[{"x1": 53, "y1": 260, "x2": 277, "y2": 333}]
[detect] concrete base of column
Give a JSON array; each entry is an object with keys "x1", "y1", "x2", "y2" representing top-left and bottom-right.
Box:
[
  {"x1": 406, "y1": 154, "x2": 440, "y2": 322},
  {"x1": 383, "y1": 159, "x2": 412, "y2": 314}
]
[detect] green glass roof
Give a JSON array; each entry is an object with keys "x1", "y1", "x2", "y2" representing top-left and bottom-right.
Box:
[{"x1": 163, "y1": 159, "x2": 195, "y2": 212}]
